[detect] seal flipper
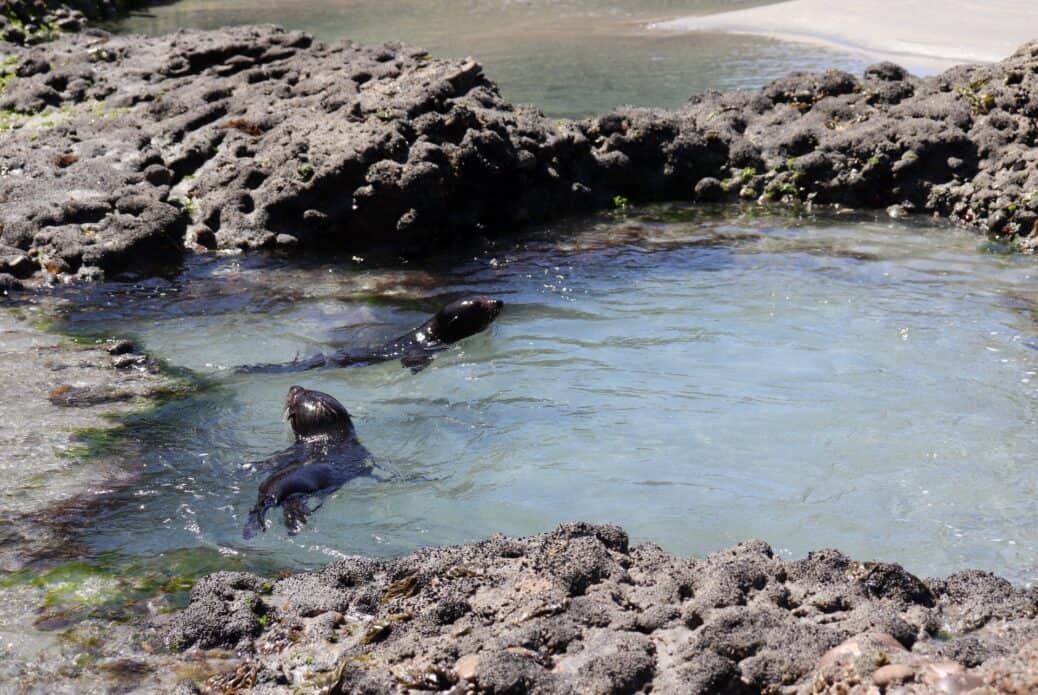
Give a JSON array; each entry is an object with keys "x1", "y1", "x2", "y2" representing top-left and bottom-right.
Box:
[
  {"x1": 243, "y1": 500, "x2": 272, "y2": 539},
  {"x1": 283, "y1": 496, "x2": 313, "y2": 535},
  {"x1": 234, "y1": 353, "x2": 329, "y2": 375},
  {"x1": 400, "y1": 345, "x2": 442, "y2": 373},
  {"x1": 401, "y1": 353, "x2": 432, "y2": 373}
]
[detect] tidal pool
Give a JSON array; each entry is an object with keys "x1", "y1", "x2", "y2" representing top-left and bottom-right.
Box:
[
  {"x1": 112, "y1": 0, "x2": 872, "y2": 118},
  {"x1": 52, "y1": 206, "x2": 1038, "y2": 584}
]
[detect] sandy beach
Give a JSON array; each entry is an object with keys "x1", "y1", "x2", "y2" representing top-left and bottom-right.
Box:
[{"x1": 653, "y1": 0, "x2": 1038, "y2": 71}]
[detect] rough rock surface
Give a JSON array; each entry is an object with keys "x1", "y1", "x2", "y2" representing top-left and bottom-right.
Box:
[
  {"x1": 1, "y1": 26, "x2": 1038, "y2": 285},
  {"x1": 161, "y1": 522, "x2": 1038, "y2": 694}
]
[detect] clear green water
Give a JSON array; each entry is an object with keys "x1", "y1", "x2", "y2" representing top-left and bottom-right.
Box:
[
  {"x1": 113, "y1": 0, "x2": 872, "y2": 118},
  {"x1": 52, "y1": 206, "x2": 1038, "y2": 583}
]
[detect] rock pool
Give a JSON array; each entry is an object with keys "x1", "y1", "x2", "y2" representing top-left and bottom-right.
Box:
[{"x1": 47, "y1": 206, "x2": 1038, "y2": 585}]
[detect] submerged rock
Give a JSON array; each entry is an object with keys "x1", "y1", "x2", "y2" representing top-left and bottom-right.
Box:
[{"x1": 1, "y1": 23, "x2": 1037, "y2": 283}]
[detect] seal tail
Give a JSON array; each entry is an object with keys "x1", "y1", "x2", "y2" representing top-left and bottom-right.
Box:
[
  {"x1": 234, "y1": 353, "x2": 328, "y2": 375},
  {"x1": 242, "y1": 503, "x2": 271, "y2": 540}
]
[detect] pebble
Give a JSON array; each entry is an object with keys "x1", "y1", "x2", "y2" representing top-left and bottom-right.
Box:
[
  {"x1": 107, "y1": 339, "x2": 135, "y2": 356},
  {"x1": 454, "y1": 654, "x2": 480, "y2": 681},
  {"x1": 873, "y1": 663, "x2": 915, "y2": 687}
]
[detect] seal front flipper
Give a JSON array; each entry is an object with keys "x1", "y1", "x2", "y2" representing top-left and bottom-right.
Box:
[
  {"x1": 400, "y1": 348, "x2": 436, "y2": 373},
  {"x1": 243, "y1": 498, "x2": 273, "y2": 539},
  {"x1": 282, "y1": 495, "x2": 313, "y2": 535}
]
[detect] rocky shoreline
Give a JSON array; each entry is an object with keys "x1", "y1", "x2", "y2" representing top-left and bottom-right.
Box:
[
  {"x1": 161, "y1": 522, "x2": 1038, "y2": 694},
  {"x1": 0, "y1": 22, "x2": 1037, "y2": 287}
]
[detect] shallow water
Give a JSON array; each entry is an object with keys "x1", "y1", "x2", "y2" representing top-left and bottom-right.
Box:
[
  {"x1": 113, "y1": 0, "x2": 872, "y2": 118},
  {"x1": 51, "y1": 206, "x2": 1038, "y2": 584}
]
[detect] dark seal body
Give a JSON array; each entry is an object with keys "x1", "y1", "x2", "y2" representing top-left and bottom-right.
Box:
[
  {"x1": 236, "y1": 295, "x2": 503, "y2": 374},
  {"x1": 242, "y1": 386, "x2": 371, "y2": 539}
]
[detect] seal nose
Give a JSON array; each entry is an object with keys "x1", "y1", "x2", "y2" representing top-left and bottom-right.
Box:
[{"x1": 284, "y1": 385, "x2": 305, "y2": 420}]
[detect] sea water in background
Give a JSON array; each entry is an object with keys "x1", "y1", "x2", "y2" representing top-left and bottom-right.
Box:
[
  {"x1": 113, "y1": 0, "x2": 872, "y2": 117},
  {"x1": 53, "y1": 207, "x2": 1038, "y2": 584}
]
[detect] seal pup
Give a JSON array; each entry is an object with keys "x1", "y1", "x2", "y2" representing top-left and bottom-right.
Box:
[
  {"x1": 242, "y1": 385, "x2": 371, "y2": 539},
  {"x1": 235, "y1": 295, "x2": 503, "y2": 375}
]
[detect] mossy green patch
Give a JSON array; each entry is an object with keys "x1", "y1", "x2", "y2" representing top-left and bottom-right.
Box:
[
  {"x1": 0, "y1": 55, "x2": 17, "y2": 92},
  {"x1": 62, "y1": 422, "x2": 132, "y2": 460},
  {"x1": 3, "y1": 547, "x2": 276, "y2": 632},
  {"x1": 955, "y1": 79, "x2": 997, "y2": 115},
  {"x1": 88, "y1": 99, "x2": 129, "y2": 120}
]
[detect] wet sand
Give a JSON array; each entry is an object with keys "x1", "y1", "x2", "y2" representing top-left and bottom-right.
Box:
[{"x1": 653, "y1": 0, "x2": 1038, "y2": 72}]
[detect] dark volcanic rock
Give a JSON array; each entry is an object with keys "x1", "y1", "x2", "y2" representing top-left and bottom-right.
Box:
[
  {"x1": 164, "y1": 571, "x2": 270, "y2": 651},
  {"x1": 2, "y1": 26, "x2": 1038, "y2": 283},
  {"x1": 168, "y1": 523, "x2": 1038, "y2": 694}
]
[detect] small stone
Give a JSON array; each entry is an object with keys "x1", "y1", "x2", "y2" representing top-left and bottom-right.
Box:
[
  {"x1": 0, "y1": 273, "x2": 23, "y2": 292},
  {"x1": 819, "y1": 633, "x2": 906, "y2": 670},
  {"x1": 887, "y1": 204, "x2": 909, "y2": 219},
  {"x1": 43, "y1": 258, "x2": 71, "y2": 275},
  {"x1": 694, "y1": 177, "x2": 724, "y2": 202},
  {"x1": 3, "y1": 26, "x2": 26, "y2": 44},
  {"x1": 16, "y1": 58, "x2": 50, "y2": 78},
  {"x1": 143, "y1": 164, "x2": 173, "y2": 186},
  {"x1": 818, "y1": 638, "x2": 862, "y2": 670},
  {"x1": 50, "y1": 384, "x2": 132, "y2": 407},
  {"x1": 864, "y1": 62, "x2": 908, "y2": 81},
  {"x1": 55, "y1": 17, "x2": 82, "y2": 32},
  {"x1": 112, "y1": 354, "x2": 148, "y2": 369},
  {"x1": 932, "y1": 672, "x2": 984, "y2": 694},
  {"x1": 76, "y1": 266, "x2": 104, "y2": 282},
  {"x1": 455, "y1": 654, "x2": 480, "y2": 681},
  {"x1": 275, "y1": 233, "x2": 299, "y2": 247},
  {"x1": 921, "y1": 661, "x2": 965, "y2": 684},
  {"x1": 190, "y1": 226, "x2": 217, "y2": 250},
  {"x1": 873, "y1": 664, "x2": 915, "y2": 687},
  {"x1": 107, "y1": 339, "x2": 135, "y2": 356},
  {"x1": 2, "y1": 254, "x2": 36, "y2": 279}
]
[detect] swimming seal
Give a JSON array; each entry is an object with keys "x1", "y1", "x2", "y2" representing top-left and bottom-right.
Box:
[
  {"x1": 242, "y1": 385, "x2": 372, "y2": 539},
  {"x1": 236, "y1": 295, "x2": 503, "y2": 375}
]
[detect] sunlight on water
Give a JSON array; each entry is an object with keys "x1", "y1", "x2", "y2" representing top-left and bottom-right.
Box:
[
  {"x1": 54, "y1": 206, "x2": 1038, "y2": 583},
  {"x1": 113, "y1": 0, "x2": 870, "y2": 118}
]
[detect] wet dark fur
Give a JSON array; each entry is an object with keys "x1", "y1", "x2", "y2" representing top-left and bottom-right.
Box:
[
  {"x1": 242, "y1": 386, "x2": 371, "y2": 539},
  {"x1": 236, "y1": 295, "x2": 503, "y2": 375}
]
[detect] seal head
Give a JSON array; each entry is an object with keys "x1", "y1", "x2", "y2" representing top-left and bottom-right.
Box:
[
  {"x1": 429, "y1": 296, "x2": 504, "y2": 345},
  {"x1": 284, "y1": 385, "x2": 355, "y2": 442}
]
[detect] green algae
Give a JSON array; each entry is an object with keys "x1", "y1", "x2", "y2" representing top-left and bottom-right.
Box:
[
  {"x1": 2, "y1": 547, "x2": 273, "y2": 632},
  {"x1": 0, "y1": 54, "x2": 16, "y2": 91}
]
